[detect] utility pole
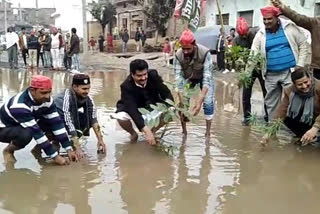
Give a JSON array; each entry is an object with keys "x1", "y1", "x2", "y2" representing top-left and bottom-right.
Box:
[
  {"x1": 18, "y1": 2, "x2": 22, "y2": 22},
  {"x1": 82, "y1": 0, "x2": 88, "y2": 54},
  {"x1": 4, "y1": 0, "x2": 7, "y2": 31},
  {"x1": 35, "y1": 0, "x2": 39, "y2": 26}
]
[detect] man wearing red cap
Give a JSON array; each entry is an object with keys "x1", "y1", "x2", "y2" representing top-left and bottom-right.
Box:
[
  {"x1": 272, "y1": 0, "x2": 320, "y2": 80},
  {"x1": 0, "y1": 75, "x2": 77, "y2": 165},
  {"x1": 174, "y1": 29, "x2": 214, "y2": 137},
  {"x1": 246, "y1": 6, "x2": 310, "y2": 121},
  {"x1": 233, "y1": 17, "x2": 268, "y2": 125}
]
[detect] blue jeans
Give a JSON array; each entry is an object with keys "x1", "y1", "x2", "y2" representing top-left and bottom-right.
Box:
[
  {"x1": 72, "y1": 53, "x2": 80, "y2": 70},
  {"x1": 202, "y1": 79, "x2": 215, "y2": 120},
  {"x1": 44, "y1": 51, "x2": 52, "y2": 68},
  {"x1": 184, "y1": 79, "x2": 215, "y2": 120},
  {"x1": 122, "y1": 42, "x2": 127, "y2": 53}
]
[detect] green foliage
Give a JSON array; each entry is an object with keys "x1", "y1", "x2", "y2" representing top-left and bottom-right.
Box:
[
  {"x1": 89, "y1": 1, "x2": 116, "y2": 34},
  {"x1": 249, "y1": 114, "x2": 283, "y2": 137},
  {"x1": 138, "y1": 82, "x2": 200, "y2": 155},
  {"x1": 155, "y1": 143, "x2": 176, "y2": 156},
  {"x1": 226, "y1": 45, "x2": 265, "y2": 88},
  {"x1": 144, "y1": 0, "x2": 176, "y2": 35}
]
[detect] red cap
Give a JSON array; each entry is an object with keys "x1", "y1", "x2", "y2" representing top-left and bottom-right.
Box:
[
  {"x1": 236, "y1": 17, "x2": 249, "y2": 36},
  {"x1": 30, "y1": 75, "x2": 52, "y2": 89},
  {"x1": 260, "y1": 6, "x2": 281, "y2": 17},
  {"x1": 180, "y1": 29, "x2": 195, "y2": 45}
]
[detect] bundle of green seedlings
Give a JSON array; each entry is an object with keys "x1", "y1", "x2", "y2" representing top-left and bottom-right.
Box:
[
  {"x1": 226, "y1": 46, "x2": 265, "y2": 89},
  {"x1": 138, "y1": 82, "x2": 200, "y2": 155},
  {"x1": 249, "y1": 114, "x2": 283, "y2": 138}
]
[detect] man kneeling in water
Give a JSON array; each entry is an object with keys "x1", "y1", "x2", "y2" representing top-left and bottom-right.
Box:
[{"x1": 263, "y1": 67, "x2": 320, "y2": 145}]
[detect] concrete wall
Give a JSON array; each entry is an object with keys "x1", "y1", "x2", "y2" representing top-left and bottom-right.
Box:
[{"x1": 205, "y1": 0, "x2": 319, "y2": 28}]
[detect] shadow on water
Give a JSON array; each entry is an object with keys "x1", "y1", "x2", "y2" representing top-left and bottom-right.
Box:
[{"x1": 0, "y1": 68, "x2": 320, "y2": 214}]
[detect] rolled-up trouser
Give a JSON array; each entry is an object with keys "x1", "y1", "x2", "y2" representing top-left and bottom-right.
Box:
[
  {"x1": 265, "y1": 69, "x2": 291, "y2": 121},
  {"x1": 0, "y1": 126, "x2": 33, "y2": 149},
  {"x1": 184, "y1": 79, "x2": 215, "y2": 120}
]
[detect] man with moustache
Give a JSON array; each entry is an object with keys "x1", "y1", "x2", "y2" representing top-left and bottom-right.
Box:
[
  {"x1": 245, "y1": 6, "x2": 310, "y2": 121},
  {"x1": 262, "y1": 67, "x2": 320, "y2": 146},
  {"x1": 174, "y1": 29, "x2": 215, "y2": 137},
  {"x1": 0, "y1": 75, "x2": 77, "y2": 165},
  {"x1": 114, "y1": 59, "x2": 174, "y2": 145},
  {"x1": 54, "y1": 74, "x2": 106, "y2": 155}
]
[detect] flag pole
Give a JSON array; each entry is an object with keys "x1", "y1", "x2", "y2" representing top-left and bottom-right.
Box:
[{"x1": 216, "y1": 0, "x2": 228, "y2": 64}]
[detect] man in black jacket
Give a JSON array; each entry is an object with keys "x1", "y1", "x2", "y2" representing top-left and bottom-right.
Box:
[{"x1": 114, "y1": 59, "x2": 174, "y2": 145}]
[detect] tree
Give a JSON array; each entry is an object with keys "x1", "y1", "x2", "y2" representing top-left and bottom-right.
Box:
[
  {"x1": 89, "y1": 1, "x2": 116, "y2": 35},
  {"x1": 144, "y1": 0, "x2": 176, "y2": 43}
]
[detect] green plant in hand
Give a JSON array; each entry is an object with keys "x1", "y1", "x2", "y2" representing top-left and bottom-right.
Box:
[
  {"x1": 138, "y1": 82, "x2": 200, "y2": 155},
  {"x1": 226, "y1": 46, "x2": 265, "y2": 89}
]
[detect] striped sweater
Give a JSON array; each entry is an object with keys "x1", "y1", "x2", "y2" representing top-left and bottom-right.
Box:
[{"x1": 0, "y1": 88, "x2": 72, "y2": 158}]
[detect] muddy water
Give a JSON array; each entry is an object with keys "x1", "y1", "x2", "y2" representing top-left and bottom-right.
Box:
[{"x1": 0, "y1": 68, "x2": 320, "y2": 214}]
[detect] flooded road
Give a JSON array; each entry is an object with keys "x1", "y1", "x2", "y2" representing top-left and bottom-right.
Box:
[{"x1": 0, "y1": 67, "x2": 320, "y2": 214}]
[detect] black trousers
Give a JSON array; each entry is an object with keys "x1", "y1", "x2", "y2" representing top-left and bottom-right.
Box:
[
  {"x1": 242, "y1": 70, "x2": 268, "y2": 121},
  {"x1": 283, "y1": 117, "x2": 312, "y2": 138},
  {"x1": 37, "y1": 49, "x2": 44, "y2": 67},
  {"x1": 22, "y1": 49, "x2": 28, "y2": 65},
  {"x1": 313, "y1": 69, "x2": 320, "y2": 80},
  {"x1": 99, "y1": 43, "x2": 104, "y2": 52},
  {"x1": 216, "y1": 51, "x2": 225, "y2": 70},
  {"x1": 63, "y1": 53, "x2": 72, "y2": 69},
  {"x1": 0, "y1": 126, "x2": 33, "y2": 149}
]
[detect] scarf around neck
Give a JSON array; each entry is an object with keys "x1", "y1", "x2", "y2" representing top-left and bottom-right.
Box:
[{"x1": 287, "y1": 78, "x2": 315, "y2": 125}]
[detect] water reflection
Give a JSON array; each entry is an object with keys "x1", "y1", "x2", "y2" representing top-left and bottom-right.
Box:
[{"x1": 0, "y1": 68, "x2": 320, "y2": 214}]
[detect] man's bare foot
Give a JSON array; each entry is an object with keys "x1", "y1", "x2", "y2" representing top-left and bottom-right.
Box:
[
  {"x1": 130, "y1": 132, "x2": 138, "y2": 142},
  {"x1": 3, "y1": 149, "x2": 17, "y2": 163}
]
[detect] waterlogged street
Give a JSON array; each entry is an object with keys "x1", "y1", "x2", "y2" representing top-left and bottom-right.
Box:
[{"x1": 0, "y1": 54, "x2": 320, "y2": 214}]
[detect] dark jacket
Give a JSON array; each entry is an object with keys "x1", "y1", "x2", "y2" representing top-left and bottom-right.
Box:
[
  {"x1": 281, "y1": 5, "x2": 319, "y2": 69},
  {"x1": 232, "y1": 30, "x2": 257, "y2": 49},
  {"x1": 98, "y1": 35, "x2": 104, "y2": 45},
  {"x1": 42, "y1": 35, "x2": 52, "y2": 51},
  {"x1": 70, "y1": 34, "x2": 80, "y2": 54},
  {"x1": 54, "y1": 88, "x2": 98, "y2": 137},
  {"x1": 135, "y1": 31, "x2": 140, "y2": 42},
  {"x1": 116, "y1": 69, "x2": 174, "y2": 130},
  {"x1": 122, "y1": 32, "x2": 129, "y2": 43},
  {"x1": 27, "y1": 35, "x2": 39, "y2": 50}
]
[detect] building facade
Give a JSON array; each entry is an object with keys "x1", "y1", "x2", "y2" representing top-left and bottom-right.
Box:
[
  {"x1": 114, "y1": 0, "x2": 150, "y2": 38},
  {"x1": 205, "y1": 0, "x2": 320, "y2": 28}
]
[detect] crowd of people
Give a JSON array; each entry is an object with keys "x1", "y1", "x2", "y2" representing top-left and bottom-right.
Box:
[
  {"x1": 4, "y1": 26, "x2": 81, "y2": 73},
  {"x1": 1, "y1": 0, "x2": 320, "y2": 166}
]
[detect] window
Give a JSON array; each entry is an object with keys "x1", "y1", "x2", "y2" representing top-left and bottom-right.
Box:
[
  {"x1": 216, "y1": 14, "x2": 229, "y2": 25},
  {"x1": 122, "y1": 18, "x2": 128, "y2": 29},
  {"x1": 137, "y1": 20, "x2": 143, "y2": 27},
  {"x1": 238, "y1": 10, "x2": 254, "y2": 27},
  {"x1": 315, "y1": 3, "x2": 320, "y2": 16},
  {"x1": 123, "y1": 3, "x2": 127, "y2": 8}
]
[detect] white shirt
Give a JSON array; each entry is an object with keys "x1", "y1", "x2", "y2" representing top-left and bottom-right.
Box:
[
  {"x1": 5, "y1": 32, "x2": 19, "y2": 50},
  {"x1": 51, "y1": 33, "x2": 60, "y2": 49}
]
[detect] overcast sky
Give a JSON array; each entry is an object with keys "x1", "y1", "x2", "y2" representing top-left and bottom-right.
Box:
[{"x1": 9, "y1": 0, "x2": 55, "y2": 8}]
